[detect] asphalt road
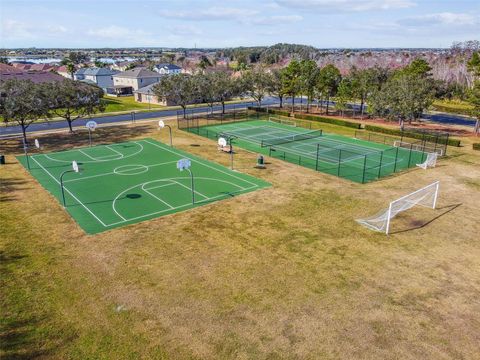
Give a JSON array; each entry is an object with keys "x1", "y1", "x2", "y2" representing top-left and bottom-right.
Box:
[{"x1": 0, "y1": 97, "x2": 475, "y2": 138}]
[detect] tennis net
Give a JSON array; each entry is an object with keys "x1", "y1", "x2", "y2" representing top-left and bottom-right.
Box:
[{"x1": 261, "y1": 129, "x2": 323, "y2": 147}]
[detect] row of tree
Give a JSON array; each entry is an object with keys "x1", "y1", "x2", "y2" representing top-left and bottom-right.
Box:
[{"x1": 0, "y1": 79, "x2": 105, "y2": 143}]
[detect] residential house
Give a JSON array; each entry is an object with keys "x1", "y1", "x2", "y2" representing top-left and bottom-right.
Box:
[
  {"x1": 133, "y1": 83, "x2": 173, "y2": 106},
  {"x1": 153, "y1": 63, "x2": 182, "y2": 75},
  {"x1": 74, "y1": 67, "x2": 118, "y2": 90},
  {"x1": 111, "y1": 60, "x2": 135, "y2": 71},
  {"x1": 0, "y1": 63, "x2": 20, "y2": 73},
  {"x1": 107, "y1": 67, "x2": 161, "y2": 96},
  {"x1": 57, "y1": 65, "x2": 75, "y2": 79}
]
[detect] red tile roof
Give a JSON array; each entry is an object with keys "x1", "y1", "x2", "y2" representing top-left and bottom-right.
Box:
[
  {"x1": 0, "y1": 63, "x2": 20, "y2": 73},
  {"x1": 0, "y1": 71, "x2": 66, "y2": 84}
]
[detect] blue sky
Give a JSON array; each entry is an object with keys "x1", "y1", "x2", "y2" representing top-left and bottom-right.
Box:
[{"x1": 1, "y1": 0, "x2": 479, "y2": 48}]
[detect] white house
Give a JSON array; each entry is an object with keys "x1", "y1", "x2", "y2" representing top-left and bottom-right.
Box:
[{"x1": 153, "y1": 63, "x2": 182, "y2": 75}]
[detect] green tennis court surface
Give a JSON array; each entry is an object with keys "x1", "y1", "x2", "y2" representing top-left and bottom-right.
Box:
[
  {"x1": 185, "y1": 119, "x2": 428, "y2": 183},
  {"x1": 17, "y1": 138, "x2": 270, "y2": 234}
]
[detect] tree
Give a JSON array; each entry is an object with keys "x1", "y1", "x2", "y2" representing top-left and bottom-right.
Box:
[
  {"x1": 0, "y1": 57, "x2": 11, "y2": 65},
  {"x1": 402, "y1": 58, "x2": 432, "y2": 77},
  {"x1": 335, "y1": 78, "x2": 354, "y2": 117},
  {"x1": 300, "y1": 60, "x2": 319, "y2": 112},
  {"x1": 152, "y1": 74, "x2": 199, "y2": 118},
  {"x1": 0, "y1": 79, "x2": 50, "y2": 144},
  {"x1": 467, "y1": 52, "x2": 480, "y2": 81},
  {"x1": 66, "y1": 63, "x2": 76, "y2": 80},
  {"x1": 241, "y1": 68, "x2": 272, "y2": 106},
  {"x1": 467, "y1": 80, "x2": 480, "y2": 135},
  {"x1": 46, "y1": 80, "x2": 105, "y2": 133},
  {"x1": 267, "y1": 69, "x2": 287, "y2": 108},
  {"x1": 369, "y1": 73, "x2": 435, "y2": 128},
  {"x1": 198, "y1": 55, "x2": 212, "y2": 71},
  {"x1": 210, "y1": 72, "x2": 241, "y2": 114},
  {"x1": 282, "y1": 59, "x2": 302, "y2": 112},
  {"x1": 197, "y1": 73, "x2": 217, "y2": 113},
  {"x1": 317, "y1": 64, "x2": 341, "y2": 115}
]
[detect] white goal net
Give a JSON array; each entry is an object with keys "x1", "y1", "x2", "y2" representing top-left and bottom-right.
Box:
[
  {"x1": 416, "y1": 152, "x2": 438, "y2": 169},
  {"x1": 356, "y1": 181, "x2": 440, "y2": 235},
  {"x1": 393, "y1": 140, "x2": 444, "y2": 156}
]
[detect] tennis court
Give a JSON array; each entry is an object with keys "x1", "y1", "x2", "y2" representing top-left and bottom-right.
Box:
[
  {"x1": 17, "y1": 138, "x2": 270, "y2": 234},
  {"x1": 184, "y1": 118, "x2": 428, "y2": 183}
]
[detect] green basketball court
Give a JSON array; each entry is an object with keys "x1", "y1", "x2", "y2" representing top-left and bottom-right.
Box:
[
  {"x1": 184, "y1": 118, "x2": 429, "y2": 183},
  {"x1": 17, "y1": 138, "x2": 270, "y2": 234}
]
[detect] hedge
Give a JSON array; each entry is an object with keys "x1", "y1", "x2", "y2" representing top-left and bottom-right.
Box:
[
  {"x1": 473, "y1": 143, "x2": 480, "y2": 151},
  {"x1": 293, "y1": 113, "x2": 362, "y2": 129},
  {"x1": 431, "y1": 104, "x2": 473, "y2": 117},
  {"x1": 248, "y1": 107, "x2": 291, "y2": 117},
  {"x1": 364, "y1": 125, "x2": 461, "y2": 147}
]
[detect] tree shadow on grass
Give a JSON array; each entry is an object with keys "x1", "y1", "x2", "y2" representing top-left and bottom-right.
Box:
[
  {"x1": 1, "y1": 125, "x2": 154, "y2": 156},
  {"x1": 389, "y1": 203, "x2": 462, "y2": 235},
  {"x1": 0, "y1": 176, "x2": 29, "y2": 202}
]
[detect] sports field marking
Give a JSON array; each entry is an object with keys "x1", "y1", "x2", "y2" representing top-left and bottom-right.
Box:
[
  {"x1": 30, "y1": 156, "x2": 108, "y2": 227},
  {"x1": 22, "y1": 139, "x2": 269, "y2": 233},
  {"x1": 43, "y1": 142, "x2": 144, "y2": 164}
]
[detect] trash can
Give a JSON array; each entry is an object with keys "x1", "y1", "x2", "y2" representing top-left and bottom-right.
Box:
[
  {"x1": 0, "y1": 155, "x2": 5, "y2": 165},
  {"x1": 256, "y1": 154, "x2": 265, "y2": 169}
]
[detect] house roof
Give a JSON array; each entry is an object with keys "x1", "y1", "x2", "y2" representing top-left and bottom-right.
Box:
[
  {"x1": 83, "y1": 67, "x2": 118, "y2": 76},
  {"x1": 114, "y1": 67, "x2": 160, "y2": 79},
  {"x1": 133, "y1": 82, "x2": 159, "y2": 94},
  {"x1": 0, "y1": 63, "x2": 20, "y2": 73},
  {"x1": 155, "y1": 63, "x2": 181, "y2": 71},
  {"x1": 28, "y1": 64, "x2": 57, "y2": 71},
  {"x1": 0, "y1": 71, "x2": 66, "y2": 84},
  {"x1": 75, "y1": 68, "x2": 88, "y2": 75}
]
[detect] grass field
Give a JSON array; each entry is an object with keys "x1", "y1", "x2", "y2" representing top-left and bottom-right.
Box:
[
  {"x1": 186, "y1": 119, "x2": 428, "y2": 183},
  {"x1": 102, "y1": 96, "x2": 165, "y2": 112},
  {"x1": 1, "y1": 120, "x2": 480, "y2": 359},
  {"x1": 17, "y1": 138, "x2": 269, "y2": 234}
]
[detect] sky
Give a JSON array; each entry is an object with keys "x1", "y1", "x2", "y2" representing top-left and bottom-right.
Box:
[{"x1": 1, "y1": 0, "x2": 479, "y2": 49}]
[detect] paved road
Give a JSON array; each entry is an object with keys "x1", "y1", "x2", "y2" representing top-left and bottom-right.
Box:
[{"x1": 1, "y1": 96, "x2": 475, "y2": 138}]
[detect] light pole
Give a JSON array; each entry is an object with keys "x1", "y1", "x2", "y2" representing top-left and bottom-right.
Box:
[
  {"x1": 60, "y1": 161, "x2": 80, "y2": 207},
  {"x1": 158, "y1": 120, "x2": 172, "y2": 146}
]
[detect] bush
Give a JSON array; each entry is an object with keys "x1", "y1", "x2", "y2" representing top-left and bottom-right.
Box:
[
  {"x1": 293, "y1": 113, "x2": 362, "y2": 129},
  {"x1": 364, "y1": 125, "x2": 461, "y2": 147},
  {"x1": 473, "y1": 143, "x2": 480, "y2": 151},
  {"x1": 248, "y1": 107, "x2": 291, "y2": 117}
]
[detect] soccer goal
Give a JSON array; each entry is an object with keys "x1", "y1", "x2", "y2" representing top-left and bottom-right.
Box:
[
  {"x1": 269, "y1": 116, "x2": 296, "y2": 127},
  {"x1": 416, "y1": 152, "x2": 438, "y2": 169},
  {"x1": 393, "y1": 140, "x2": 444, "y2": 156},
  {"x1": 356, "y1": 181, "x2": 440, "y2": 235}
]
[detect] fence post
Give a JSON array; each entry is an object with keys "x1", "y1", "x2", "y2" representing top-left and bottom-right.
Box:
[
  {"x1": 407, "y1": 143, "x2": 413, "y2": 167},
  {"x1": 315, "y1": 144, "x2": 320, "y2": 171},
  {"x1": 393, "y1": 146, "x2": 400, "y2": 172},
  {"x1": 377, "y1": 151, "x2": 384, "y2": 178},
  {"x1": 361, "y1": 155, "x2": 368, "y2": 183},
  {"x1": 337, "y1": 149, "x2": 342, "y2": 176}
]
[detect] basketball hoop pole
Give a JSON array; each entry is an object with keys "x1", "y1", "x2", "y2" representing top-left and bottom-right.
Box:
[
  {"x1": 165, "y1": 124, "x2": 172, "y2": 146},
  {"x1": 60, "y1": 164, "x2": 80, "y2": 207},
  {"x1": 229, "y1": 137, "x2": 234, "y2": 170},
  {"x1": 88, "y1": 128, "x2": 92, "y2": 147},
  {"x1": 22, "y1": 137, "x2": 30, "y2": 170},
  {"x1": 185, "y1": 168, "x2": 195, "y2": 204}
]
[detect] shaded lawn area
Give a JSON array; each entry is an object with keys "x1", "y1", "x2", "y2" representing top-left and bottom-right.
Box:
[
  {"x1": 1, "y1": 121, "x2": 480, "y2": 359},
  {"x1": 101, "y1": 96, "x2": 165, "y2": 112}
]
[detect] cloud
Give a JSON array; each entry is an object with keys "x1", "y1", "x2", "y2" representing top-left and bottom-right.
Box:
[
  {"x1": 170, "y1": 24, "x2": 203, "y2": 36},
  {"x1": 275, "y1": 0, "x2": 416, "y2": 12},
  {"x1": 87, "y1": 25, "x2": 153, "y2": 42},
  {"x1": 251, "y1": 15, "x2": 303, "y2": 25},
  {"x1": 1, "y1": 19, "x2": 68, "y2": 40},
  {"x1": 398, "y1": 12, "x2": 478, "y2": 27},
  {"x1": 158, "y1": 7, "x2": 259, "y2": 21}
]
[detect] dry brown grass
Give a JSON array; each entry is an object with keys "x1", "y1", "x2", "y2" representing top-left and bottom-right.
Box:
[{"x1": 1, "y1": 119, "x2": 480, "y2": 359}]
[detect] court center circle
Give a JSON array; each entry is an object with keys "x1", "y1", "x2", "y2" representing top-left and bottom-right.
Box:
[{"x1": 114, "y1": 164, "x2": 149, "y2": 176}]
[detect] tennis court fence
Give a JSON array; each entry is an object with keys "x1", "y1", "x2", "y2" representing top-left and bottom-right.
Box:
[{"x1": 178, "y1": 114, "x2": 432, "y2": 183}]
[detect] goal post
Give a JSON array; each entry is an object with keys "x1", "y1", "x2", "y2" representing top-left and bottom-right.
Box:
[
  {"x1": 356, "y1": 181, "x2": 440, "y2": 235},
  {"x1": 416, "y1": 152, "x2": 438, "y2": 170}
]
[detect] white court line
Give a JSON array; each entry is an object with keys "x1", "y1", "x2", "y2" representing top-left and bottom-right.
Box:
[
  {"x1": 106, "y1": 145, "x2": 124, "y2": 157},
  {"x1": 108, "y1": 183, "x2": 258, "y2": 227},
  {"x1": 111, "y1": 177, "x2": 249, "y2": 225},
  {"x1": 78, "y1": 149, "x2": 101, "y2": 161},
  {"x1": 142, "y1": 139, "x2": 260, "y2": 188},
  {"x1": 63, "y1": 160, "x2": 178, "y2": 183},
  {"x1": 42, "y1": 141, "x2": 144, "y2": 164},
  {"x1": 31, "y1": 156, "x2": 108, "y2": 227},
  {"x1": 141, "y1": 183, "x2": 174, "y2": 209}
]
